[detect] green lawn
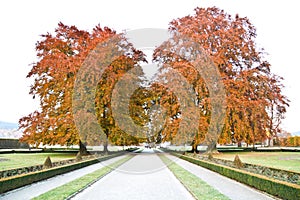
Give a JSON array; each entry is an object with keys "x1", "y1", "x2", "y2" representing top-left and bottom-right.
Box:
[
  {"x1": 0, "y1": 153, "x2": 76, "y2": 170},
  {"x1": 159, "y1": 155, "x2": 229, "y2": 200},
  {"x1": 214, "y1": 151, "x2": 300, "y2": 172}
]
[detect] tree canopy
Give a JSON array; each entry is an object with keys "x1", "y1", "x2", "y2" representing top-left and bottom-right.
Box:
[
  {"x1": 20, "y1": 7, "x2": 289, "y2": 154},
  {"x1": 153, "y1": 7, "x2": 289, "y2": 152},
  {"x1": 19, "y1": 23, "x2": 146, "y2": 153}
]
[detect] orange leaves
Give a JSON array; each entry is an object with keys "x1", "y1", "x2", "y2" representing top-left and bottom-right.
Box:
[
  {"x1": 20, "y1": 7, "x2": 289, "y2": 150},
  {"x1": 20, "y1": 22, "x2": 146, "y2": 148},
  {"x1": 154, "y1": 7, "x2": 289, "y2": 147}
]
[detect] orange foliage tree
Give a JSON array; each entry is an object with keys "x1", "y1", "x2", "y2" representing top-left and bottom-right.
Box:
[
  {"x1": 19, "y1": 23, "x2": 145, "y2": 154},
  {"x1": 153, "y1": 7, "x2": 289, "y2": 152},
  {"x1": 128, "y1": 83, "x2": 181, "y2": 145}
]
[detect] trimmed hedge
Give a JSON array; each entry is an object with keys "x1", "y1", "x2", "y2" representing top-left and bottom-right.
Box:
[
  {"x1": 0, "y1": 138, "x2": 29, "y2": 149},
  {"x1": 0, "y1": 153, "x2": 123, "y2": 194},
  {"x1": 174, "y1": 153, "x2": 300, "y2": 200},
  {"x1": 184, "y1": 153, "x2": 300, "y2": 184}
]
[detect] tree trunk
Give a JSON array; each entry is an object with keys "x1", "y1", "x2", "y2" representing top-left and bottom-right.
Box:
[
  {"x1": 191, "y1": 140, "x2": 197, "y2": 154},
  {"x1": 103, "y1": 134, "x2": 109, "y2": 155},
  {"x1": 191, "y1": 144, "x2": 197, "y2": 154},
  {"x1": 205, "y1": 141, "x2": 218, "y2": 154},
  {"x1": 79, "y1": 140, "x2": 89, "y2": 155},
  {"x1": 237, "y1": 142, "x2": 242, "y2": 147},
  {"x1": 275, "y1": 135, "x2": 279, "y2": 146}
]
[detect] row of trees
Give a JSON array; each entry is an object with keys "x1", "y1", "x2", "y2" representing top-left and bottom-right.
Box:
[
  {"x1": 19, "y1": 7, "x2": 289, "y2": 154},
  {"x1": 280, "y1": 136, "x2": 300, "y2": 147}
]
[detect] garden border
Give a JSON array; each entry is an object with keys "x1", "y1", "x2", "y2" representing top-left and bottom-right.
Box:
[
  {"x1": 172, "y1": 153, "x2": 300, "y2": 200},
  {"x1": 0, "y1": 152, "x2": 124, "y2": 194}
]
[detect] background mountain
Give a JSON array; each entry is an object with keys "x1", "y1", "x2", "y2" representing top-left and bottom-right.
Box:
[
  {"x1": 292, "y1": 131, "x2": 300, "y2": 136},
  {"x1": 0, "y1": 121, "x2": 18, "y2": 130},
  {"x1": 0, "y1": 121, "x2": 22, "y2": 139}
]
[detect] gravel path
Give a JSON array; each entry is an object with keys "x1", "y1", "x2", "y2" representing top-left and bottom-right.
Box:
[
  {"x1": 72, "y1": 149, "x2": 194, "y2": 200},
  {"x1": 166, "y1": 154, "x2": 277, "y2": 200},
  {"x1": 0, "y1": 155, "x2": 127, "y2": 200}
]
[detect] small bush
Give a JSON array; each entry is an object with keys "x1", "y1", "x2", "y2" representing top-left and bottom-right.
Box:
[
  {"x1": 43, "y1": 156, "x2": 52, "y2": 169},
  {"x1": 233, "y1": 155, "x2": 244, "y2": 168}
]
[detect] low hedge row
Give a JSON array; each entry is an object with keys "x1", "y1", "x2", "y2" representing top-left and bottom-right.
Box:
[
  {"x1": 184, "y1": 153, "x2": 300, "y2": 184},
  {"x1": 0, "y1": 153, "x2": 123, "y2": 194},
  {"x1": 174, "y1": 153, "x2": 300, "y2": 200}
]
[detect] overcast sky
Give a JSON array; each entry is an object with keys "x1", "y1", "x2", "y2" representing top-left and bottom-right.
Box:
[{"x1": 0, "y1": 0, "x2": 299, "y2": 133}]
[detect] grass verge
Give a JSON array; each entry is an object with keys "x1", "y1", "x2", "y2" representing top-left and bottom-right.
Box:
[
  {"x1": 159, "y1": 154, "x2": 229, "y2": 200},
  {"x1": 32, "y1": 155, "x2": 133, "y2": 200},
  {"x1": 132, "y1": 148, "x2": 144, "y2": 153}
]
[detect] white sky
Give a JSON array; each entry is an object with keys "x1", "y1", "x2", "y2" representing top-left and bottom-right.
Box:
[{"x1": 0, "y1": 0, "x2": 299, "y2": 133}]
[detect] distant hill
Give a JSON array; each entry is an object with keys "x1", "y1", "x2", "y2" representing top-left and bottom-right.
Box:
[
  {"x1": 0, "y1": 121, "x2": 18, "y2": 130},
  {"x1": 0, "y1": 121, "x2": 22, "y2": 139},
  {"x1": 292, "y1": 131, "x2": 300, "y2": 136}
]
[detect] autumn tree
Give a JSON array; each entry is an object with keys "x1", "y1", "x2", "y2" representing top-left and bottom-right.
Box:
[
  {"x1": 95, "y1": 63, "x2": 147, "y2": 152},
  {"x1": 153, "y1": 7, "x2": 289, "y2": 152},
  {"x1": 128, "y1": 83, "x2": 181, "y2": 144},
  {"x1": 264, "y1": 74, "x2": 289, "y2": 146},
  {"x1": 19, "y1": 23, "x2": 145, "y2": 154}
]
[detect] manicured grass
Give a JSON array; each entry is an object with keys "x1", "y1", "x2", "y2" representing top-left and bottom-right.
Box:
[
  {"x1": 159, "y1": 155, "x2": 229, "y2": 200},
  {"x1": 0, "y1": 153, "x2": 76, "y2": 170},
  {"x1": 32, "y1": 155, "x2": 133, "y2": 200},
  {"x1": 214, "y1": 152, "x2": 300, "y2": 172},
  {"x1": 132, "y1": 148, "x2": 144, "y2": 153}
]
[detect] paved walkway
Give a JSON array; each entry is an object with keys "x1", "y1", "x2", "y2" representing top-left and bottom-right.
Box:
[
  {"x1": 0, "y1": 155, "x2": 127, "y2": 200},
  {"x1": 72, "y1": 149, "x2": 194, "y2": 200}
]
